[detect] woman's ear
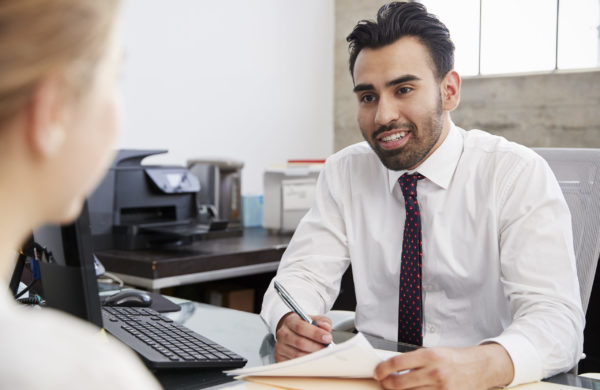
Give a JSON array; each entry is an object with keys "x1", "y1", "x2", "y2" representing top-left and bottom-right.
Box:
[
  {"x1": 25, "y1": 76, "x2": 67, "y2": 158},
  {"x1": 440, "y1": 70, "x2": 461, "y2": 112}
]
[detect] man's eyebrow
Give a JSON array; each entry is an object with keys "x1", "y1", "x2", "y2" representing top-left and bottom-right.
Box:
[
  {"x1": 353, "y1": 83, "x2": 374, "y2": 93},
  {"x1": 353, "y1": 74, "x2": 422, "y2": 93},
  {"x1": 386, "y1": 74, "x2": 421, "y2": 87}
]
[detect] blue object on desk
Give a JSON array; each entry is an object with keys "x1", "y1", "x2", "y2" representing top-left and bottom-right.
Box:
[
  {"x1": 242, "y1": 195, "x2": 263, "y2": 227},
  {"x1": 30, "y1": 257, "x2": 41, "y2": 280}
]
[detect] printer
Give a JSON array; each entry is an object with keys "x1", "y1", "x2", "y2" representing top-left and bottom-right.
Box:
[{"x1": 87, "y1": 149, "x2": 239, "y2": 251}]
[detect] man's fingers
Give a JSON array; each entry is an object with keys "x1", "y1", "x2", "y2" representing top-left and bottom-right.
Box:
[
  {"x1": 374, "y1": 349, "x2": 431, "y2": 380},
  {"x1": 375, "y1": 355, "x2": 412, "y2": 381},
  {"x1": 378, "y1": 366, "x2": 433, "y2": 390},
  {"x1": 375, "y1": 348, "x2": 464, "y2": 389},
  {"x1": 287, "y1": 314, "x2": 332, "y2": 345},
  {"x1": 274, "y1": 342, "x2": 307, "y2": 362},
  {"x1": 274, "y1": 313, "x2": 332, "y2": 362},
  {"x1": 282, "y1": 324, "x2": 331, "y2": 352},
  {"x1": 311, "y1": 315, "x2": 333, "y2": 330}
]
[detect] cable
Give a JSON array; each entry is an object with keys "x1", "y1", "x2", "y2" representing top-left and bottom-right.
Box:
[{"x1": 17, "y1": 295, "x2": 42, "y2": 305}]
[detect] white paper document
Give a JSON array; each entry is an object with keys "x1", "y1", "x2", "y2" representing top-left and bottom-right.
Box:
[
  {"x1": 224, "y1": 334, "x2": 583, "y2": 390},
  {"x1": 225, "y1": 332, "x2": 400, "y2": 379}
]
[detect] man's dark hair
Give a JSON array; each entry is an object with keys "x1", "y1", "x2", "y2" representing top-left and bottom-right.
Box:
[{"x1": 347, "y1": 2, "x2": 454, "y2": 80}]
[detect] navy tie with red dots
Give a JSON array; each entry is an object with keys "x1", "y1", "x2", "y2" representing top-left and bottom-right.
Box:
[{"x1": 398, "y1": 173, "x2": 425, "y2": 346}]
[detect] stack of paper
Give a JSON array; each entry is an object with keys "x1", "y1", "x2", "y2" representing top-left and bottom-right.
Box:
[
  {"x1": 225, "y1": 333, "x2": 398, "y2": 389},
  {"x1": 224, "y1": 333, "x2": 585, "y2": 390}
]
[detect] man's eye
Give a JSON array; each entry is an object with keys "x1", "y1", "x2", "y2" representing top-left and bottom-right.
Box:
[
  {"x1": 361, "y1": 94, "x2": 376, "y2": 103},
  {"x1": 398, "y1": 87, "x2": 412, "y2": 94}
]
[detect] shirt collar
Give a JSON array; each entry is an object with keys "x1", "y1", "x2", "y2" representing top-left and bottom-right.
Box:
[{"x1": 386, "y1": 122, "x2": 464, "y2": 192}]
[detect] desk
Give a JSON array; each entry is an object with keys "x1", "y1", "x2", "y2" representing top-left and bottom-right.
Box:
[
  {"x1": 96, "y1": 228, "x2": 291, "y2": 291},
  {"x1": 156, "y1": 300, "x2": 599, "y2": 390}
]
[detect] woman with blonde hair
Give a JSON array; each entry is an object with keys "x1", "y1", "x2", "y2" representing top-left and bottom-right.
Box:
[{"x1": 0, "y1": 1, "x2": 160, "y2": 387}]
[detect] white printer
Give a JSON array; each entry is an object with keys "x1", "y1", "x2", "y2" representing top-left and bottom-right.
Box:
[{"x1": 263, "y1": 164, "x2": 323, "y2": 233}]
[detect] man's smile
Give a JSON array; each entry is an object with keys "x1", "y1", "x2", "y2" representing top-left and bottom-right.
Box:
[{"x1": 375, "y1": 129, "x2": 411, "y2": 151}]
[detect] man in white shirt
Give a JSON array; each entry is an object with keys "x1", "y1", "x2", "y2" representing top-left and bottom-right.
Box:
[{"x1": 260, "y1": 2, "x2": 584, "y2": 389}]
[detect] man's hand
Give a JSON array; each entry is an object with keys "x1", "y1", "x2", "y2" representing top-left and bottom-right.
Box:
[
  {"x1": 374, "y1": 343, "x2": 514, "y2": 390},
  {"x1": 274, "y1": 312, "x2": 333, "y2": 362}
]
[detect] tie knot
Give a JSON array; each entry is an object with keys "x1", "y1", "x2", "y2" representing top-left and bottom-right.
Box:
[{"x1": 399, "y1": 173, "x2": 425, "y2": 199}]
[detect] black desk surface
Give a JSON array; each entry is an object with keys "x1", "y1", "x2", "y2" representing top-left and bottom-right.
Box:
[
  {"x1": 157, "y1": 300, "x2": 599, "y2": 390},
  {"x1": 96, "y1": 228, "x2": 292, "y2": 280}
]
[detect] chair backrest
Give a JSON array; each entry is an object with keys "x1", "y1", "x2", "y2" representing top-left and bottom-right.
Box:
[{"x1": 533, "y1": 148, "x2": 600, "y2": 314}]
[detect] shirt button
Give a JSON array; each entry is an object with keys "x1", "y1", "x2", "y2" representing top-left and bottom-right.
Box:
[{"x1": 427, "y1": 324, "x2": 438, "y2": 333}]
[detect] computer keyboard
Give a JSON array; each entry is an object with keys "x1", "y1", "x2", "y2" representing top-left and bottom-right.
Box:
[{"x1": 102, "y1": 306, "x2": 247, "y2": 370}]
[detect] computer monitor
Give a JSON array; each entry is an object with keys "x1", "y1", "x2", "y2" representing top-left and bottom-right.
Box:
[
  {"x1": 32, "y1": 202, "x2": 103, "y2": 327},
  {"x1": 24, "y1": 203, "x2": 248, "y2": 375}
]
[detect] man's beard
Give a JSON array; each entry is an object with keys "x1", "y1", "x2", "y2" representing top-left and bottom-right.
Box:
[{"x1": 361, "y1": 96, "x2": 443, "y2": 171}]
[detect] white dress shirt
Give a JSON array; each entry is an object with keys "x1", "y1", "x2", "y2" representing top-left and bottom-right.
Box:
[
  {"x1": 0, "y1": 284, "x2": 161, "y2": 389},
  {"x1": 261, "y1": 123, "x2": 584, "y2": 387}
]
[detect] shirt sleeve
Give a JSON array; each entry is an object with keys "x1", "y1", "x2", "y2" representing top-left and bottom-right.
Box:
[
  {"x1": 482, "y1": 152, "x2": 585, "y2": 387},
  {"x1": 260, "y1": 160, "x2": 351, "y2": 334}
]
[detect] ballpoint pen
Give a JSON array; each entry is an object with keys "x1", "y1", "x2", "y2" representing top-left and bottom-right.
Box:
[{"x1": 273, "y1": 280, "x2": 334, "y2": 345}]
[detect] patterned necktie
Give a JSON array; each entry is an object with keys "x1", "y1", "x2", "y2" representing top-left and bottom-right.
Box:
[{"x1": 398, "y1": 173, "x2": 425, "y2": 346}]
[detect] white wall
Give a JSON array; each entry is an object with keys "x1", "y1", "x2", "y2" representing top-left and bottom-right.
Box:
[{"x1": 118, "y1": 0, "x2": 334, "y2": 195}]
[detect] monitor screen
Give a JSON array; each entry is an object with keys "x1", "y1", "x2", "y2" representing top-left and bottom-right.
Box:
[{"x1": 32, "y1": 203, "x2": 103, "y2": 327}]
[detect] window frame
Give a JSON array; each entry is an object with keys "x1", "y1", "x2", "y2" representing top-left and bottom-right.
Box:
[{"x1": 419, "y1": 0, "x2": 599, "y2": 76}]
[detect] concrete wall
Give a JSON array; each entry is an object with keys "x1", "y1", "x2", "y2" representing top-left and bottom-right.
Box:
[
  {"x1": 452, "y1": 71, "x2": 600, "y2": 148},
  {"x1": 334, "y1": 0, "x2": 600, "y2": 151},
  {"x1": 335, "y1": 0, "x2": 388, "y2": 151}
]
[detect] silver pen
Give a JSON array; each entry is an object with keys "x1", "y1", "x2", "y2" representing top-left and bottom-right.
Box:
[
  {"x1": 274, "y1": 281, "x2": 335, "y2": 346},
  {"x1": 274, "y1": 281, "x2": 318, "y2": 326}
]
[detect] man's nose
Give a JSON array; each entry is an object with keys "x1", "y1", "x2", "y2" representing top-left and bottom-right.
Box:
[{"x1": 374, "y1": 96, "x2": 399, "y2": 127}]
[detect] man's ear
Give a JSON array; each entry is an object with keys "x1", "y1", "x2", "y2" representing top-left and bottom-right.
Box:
[
  {"x1": 25, "y1": 76, "x2": 67, "y2": 159},
  {"x1": 440, "y1": 70, "x2": 461, "y2": 112}
]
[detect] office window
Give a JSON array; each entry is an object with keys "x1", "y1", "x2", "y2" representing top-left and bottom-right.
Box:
[
  {"x1": 420, "y1": 0, "x2": 480, "y2": 76},
  {"x1": 481, "y1": 0, "x2": 556, "y2": 74},
  {"x1": 558, "y1": 0, "x2": 600, "y2": 70},
  {"x1": 420, "y1": 0, "x2": 600, "y2": 75}
]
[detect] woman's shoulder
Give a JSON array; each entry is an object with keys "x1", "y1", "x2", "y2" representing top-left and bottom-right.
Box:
[{"x1": 0, "y1": 305, "x2": 161, "y2": 389}]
